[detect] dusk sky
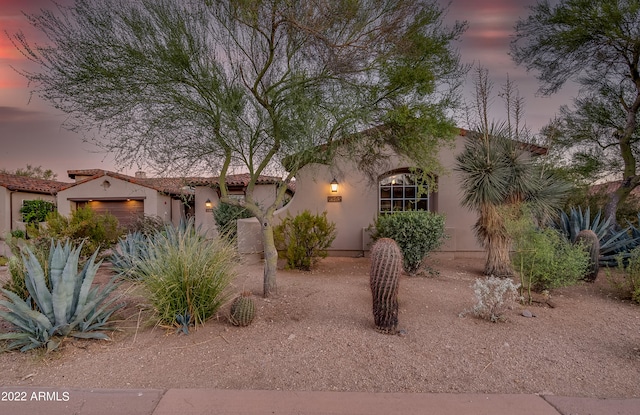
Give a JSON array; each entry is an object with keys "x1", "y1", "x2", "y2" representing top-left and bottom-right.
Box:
[{"x1": 0, "y1": 0, "x2": 577, "y2": 181}]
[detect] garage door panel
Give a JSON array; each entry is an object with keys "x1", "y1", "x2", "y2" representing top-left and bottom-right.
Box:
[{"x1": 80, "y1": 200, "x2": 144, "y2": 227}]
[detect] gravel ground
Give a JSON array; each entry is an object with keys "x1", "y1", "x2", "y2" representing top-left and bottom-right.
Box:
[{"x1": 0, "y1": 256, "x2": 639, "y2": 398}]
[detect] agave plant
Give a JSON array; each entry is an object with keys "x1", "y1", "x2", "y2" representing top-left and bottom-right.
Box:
[
  {"x1": 554, "y1": 207, "x2": 640, "y2": 266},
  {"x1": 0, "y1": 240, "x2": 123, "y2": 352},
  {"x1": 110, "y1": 231, "x2": 150, "y2": 280}
]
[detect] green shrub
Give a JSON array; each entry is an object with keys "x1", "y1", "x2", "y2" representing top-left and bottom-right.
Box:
[
  {"x1": 509, "y1": 213, "x2": 589, "y2": 296},
  {"x1": 609, "y1": 248, "x2": 640, "y2": 303},
  {"x1": 30, "y1": 206, "x2": 123, "y2": 256},
  {"x1": 132, "y1": 219, "x2": 237, "y2": 332},
  {"x1": 274, "y1": 210, "x2": 337, "y2": 271},
  {"x1": 371, "y1": 211, "x2": 447, "y2": 274},
  {"x1": 0, "y1": 241, "x2": 122, "y2": 352},
  {"x1": 213, "y1": 202, "x2": 253, "y2": 240},
  {"x1": 2, "y1": 236, "x2": 52, "y2": 300},
  {"x1": 10, "y1": 230, "x2": 25, "y2": 239},
  {"x1": 20, "y1": 200, "x2": 55, "y2": 224}
]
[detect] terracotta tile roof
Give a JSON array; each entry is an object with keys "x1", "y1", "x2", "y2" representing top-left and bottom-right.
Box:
[
  {"x1": 63, "y1": 170, "x2": 284, "y2": 195},
  {"x1": 0, "y1": 173, "x2": 69, "y2": 194}
]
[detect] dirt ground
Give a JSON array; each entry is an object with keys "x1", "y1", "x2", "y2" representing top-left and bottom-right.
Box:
[{"x1": 0, "y1": 256, "x2": 639, "y2": 398}]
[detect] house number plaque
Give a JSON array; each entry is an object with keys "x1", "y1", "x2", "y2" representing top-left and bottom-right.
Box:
[{"x1": 327, "y1": 196, "x2": 342, "y2": 202}]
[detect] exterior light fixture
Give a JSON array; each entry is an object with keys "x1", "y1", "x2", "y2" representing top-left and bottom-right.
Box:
[
  {"x1": 330, "y1": 178, "x2": 339, "y2": 193},
  {"x1": 205, "y1": 199, "x2": 212, "y2": 209}
]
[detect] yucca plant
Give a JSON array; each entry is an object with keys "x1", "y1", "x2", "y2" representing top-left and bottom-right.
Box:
[{"x1": 0, "y1": 240, "x2": 123, "y2": 352}]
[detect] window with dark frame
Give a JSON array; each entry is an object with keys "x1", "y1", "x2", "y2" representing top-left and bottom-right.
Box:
[{"x1": 379, "y1": 172, "x2": 429, "y2": 213}]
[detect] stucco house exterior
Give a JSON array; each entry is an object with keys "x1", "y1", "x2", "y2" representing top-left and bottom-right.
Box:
[{"x1": 237, "y1": 129, "x2": 547, "y2": 259}]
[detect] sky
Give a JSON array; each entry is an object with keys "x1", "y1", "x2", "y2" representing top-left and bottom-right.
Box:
[{"x1": 0, "y1": 0, "x2": 578, "y2": 181}]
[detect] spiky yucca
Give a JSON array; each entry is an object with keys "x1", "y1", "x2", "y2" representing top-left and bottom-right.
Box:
[
  {"x1": 229, "y1": 292, "x2": 256, "y2": 327},
  {"x1": 369, "y1": 238, "x2": 402, "y2": 334}
]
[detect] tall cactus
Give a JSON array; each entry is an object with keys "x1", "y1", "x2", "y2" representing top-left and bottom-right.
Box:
[
  {"x1": 575, "y1": 229, "x2": 600, "y2": 282},
  {"x1": 369, "y1": 238, "x2": 403, "y2": 334}
]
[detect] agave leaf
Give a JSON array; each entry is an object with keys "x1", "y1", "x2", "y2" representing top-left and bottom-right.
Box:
[
  {"x1": 48, "y1": 240, "x2": 70, "y2": 291},
  {"x1": 52, "y1": 244, "x2": 82, "y2": 327},
  {"x1": 70, "y1": 331, "x2": 110, "y2": 340},
  {"x1": 22, "y1": 248, "x2": 53, "y2": 321},
  {"x1": 0, "y1": 289, "x2": 53, "y2": 332},
  {"x1": 75, "y1": 250, "x2": 102, "y2": 314}
]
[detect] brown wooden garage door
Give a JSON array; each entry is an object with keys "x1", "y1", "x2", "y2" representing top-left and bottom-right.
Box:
[{"x1": 78, "y1": 200, "x2": 144, "y2": 228}]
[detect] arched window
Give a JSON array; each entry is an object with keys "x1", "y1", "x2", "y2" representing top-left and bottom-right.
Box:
[{"x1": 379, "y1": 170, "x2": 432, "y2": 213}]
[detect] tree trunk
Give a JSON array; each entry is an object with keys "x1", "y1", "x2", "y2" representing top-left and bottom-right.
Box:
[
  {"x1": 484, "y1": 233, "x2": 514, "y2": 278},
  {"x1": 261, "y1": 218, "x2": 278, "y2": 298}
]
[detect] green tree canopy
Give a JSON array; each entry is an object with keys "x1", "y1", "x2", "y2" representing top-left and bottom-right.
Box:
[
  {"x1": 11, "y1": 0, "x2": 467, "y2": 296},
  {"x1": 0, "y1": 165, "x2": 57, "y2": 180},
  {"x1": 511, "y1": 0, "x2": 640, "y2": 225}
]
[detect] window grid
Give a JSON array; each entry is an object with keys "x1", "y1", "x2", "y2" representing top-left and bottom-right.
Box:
[{"x1": 379, "y1": 173, "x2": 429, "y2": 213}]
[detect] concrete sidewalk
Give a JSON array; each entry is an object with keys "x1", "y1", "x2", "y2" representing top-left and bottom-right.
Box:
[{"x1": 1, "y1": 388, "x2": 639, "y2": 415}]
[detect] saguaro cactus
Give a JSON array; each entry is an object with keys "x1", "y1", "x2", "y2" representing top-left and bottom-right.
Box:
[
  {"x1": 369, "y1": 238, "x2": 403, "y2": 334},
  {"x1": 575, "y1": 229, "x2": 600, "y2": 282}
]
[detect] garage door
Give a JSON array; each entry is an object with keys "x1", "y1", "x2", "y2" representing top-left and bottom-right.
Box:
[{"x1": 79, "y1": 200, "x2": 144, "y2": 228}]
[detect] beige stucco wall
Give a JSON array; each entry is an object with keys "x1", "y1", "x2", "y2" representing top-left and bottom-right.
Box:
[
  {"x1": 237, "y1": 134, "x2": 484, "y2": 257},
  {"x1": 0, "y1": 187, "x2": 57, "y2": 236},
  {"x1": 56, "y1": 175, "x2": 173, "y2": 222},
  {"x1": 195, "y1": 183, "x2": 278, "y2": 238}
]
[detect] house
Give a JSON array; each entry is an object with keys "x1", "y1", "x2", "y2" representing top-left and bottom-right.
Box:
[
  {"x1": 0, "y1": 169, "x2": 285, "y2": 248},
  {"x1": 237, "y1": 129, "x2": 548, "y2": 259}
]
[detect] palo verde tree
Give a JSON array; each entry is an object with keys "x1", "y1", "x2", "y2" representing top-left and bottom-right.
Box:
[
  {"x1": 456, "y1": 67, "x2": 569, "y2": 277},
  {"x1": 10, "y1": 0, "x2": 466, "y2": 296},
  {"x1": 511, "y1": 0, "x2": 640, "y2": 226}
]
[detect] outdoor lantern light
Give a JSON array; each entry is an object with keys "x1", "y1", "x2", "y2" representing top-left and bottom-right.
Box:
[
  {"x1": 205, "y1": 199, "x2": 212, "y2": 209},
  {"x1": 330, "y1": 178, "x2": 339, "y2": 193}
]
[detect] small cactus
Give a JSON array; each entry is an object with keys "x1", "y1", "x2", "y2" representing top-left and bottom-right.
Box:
[
  {"x1": 575, "y1": 229, "x2": 600, "y2": 282},
  {"x1": 229, "y1": 291, "x2": 256, "y2": 326},
  {"x1": 369, "y1": 238, "x2": 403, "y2": 334}
]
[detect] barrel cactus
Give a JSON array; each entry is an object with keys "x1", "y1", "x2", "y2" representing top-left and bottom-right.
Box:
[
  {"x1": 369, "y1": 238, "x2": 403, "y2": 334},
  {"x1": 229, "y1": 291, "x2": 256, "y2": 327},
  {"x1": 575, "y1": 229, "x2": 600, "y2": 282}
]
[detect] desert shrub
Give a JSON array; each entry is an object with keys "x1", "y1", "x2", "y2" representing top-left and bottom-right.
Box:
[
  {"x1": 460, "y1": 276, "x2": 520, "y2": 322},
  {"x1": 0, "y1": 241, "x2": 122, "y2": 352},
  {"x1": 371, "y1": 211, "x2": 447, "y2": 274},
  {"x1": 509, "y1": 212, "x2": 589, "y2": 295},
  {"x1": 213, "y1": 202, "x2": 253, "y2": 240},
  {"x1": 30, "y1": 206, "x2": 123, "y2": 256},
  {"x1": 20, "y1": 199, "x2": 55, "y2": 224},
  {"x1": 274, "y1": 210, "x2": 337, "y2": 271},
  {"x1": 126, "y1": 214, "x2": 165, "y2": 235},
  {"x1": 609, "y1": 248, "x2": 640, "y2": 303},
  {"x1": 2, "y1": 235, "x2": 51, "y2": 300},
  {"x1": 0, "y1": 256, "x2": 7, "y2": 267},
  {"x1": 10, "y1": 230, "x2": 25, "y2": 239},
  {"x1": 133, "y1": 219, "x2": 237, "y2": 332}
]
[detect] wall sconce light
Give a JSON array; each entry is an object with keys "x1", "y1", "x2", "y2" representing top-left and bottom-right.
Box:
[
  {"x1": 330, "y1": 178, "x2": 339, "y2": 193},
  {"x1": 205, "y1": 199, "x2": 212, "y2": 209}
]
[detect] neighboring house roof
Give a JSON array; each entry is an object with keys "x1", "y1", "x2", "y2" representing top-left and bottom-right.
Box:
[
  {"x1": 0, "y1": 173, "x2": 69, "y2": 195},
  {"x1": 64, "y1": 169, "x2": 285, "y2": 196}
]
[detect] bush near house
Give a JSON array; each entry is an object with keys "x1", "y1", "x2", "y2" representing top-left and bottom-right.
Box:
[
  {"x1": 20, "y1": 200, "x2": 55, "y2": 224},
  {"x1": 609, "y1": 248, "x2": 640, "y2": 304},
  {"x1": 213, "y1": 202, "x2": 254, "y2": 240},
  {"x1": 28, "y1": 206, "x2": 123, "y2": 257},
  {"x1": 371, "y1": 211, "x2": 447, "y2": 274},
  {"x1": 274, "y1": 210, "x2": 337, "y2": 271},
  {"x1": 508, "y1": 211, "x2": 589, "y2": 297}
]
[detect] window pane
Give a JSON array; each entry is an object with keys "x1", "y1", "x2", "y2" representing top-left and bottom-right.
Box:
[
  {"x1": 393, "y1": 186, "x2": 403, "y2": 198},
  {"x1": 393, "y1": 200, "x2": 403, "y2": 211},
  {"x1": 380, "y1": 186, "x2": 391, "y2": 198},
  {"x1": 380, "y1": 200, "x2": 391, "y2": 212},
  {"x1": 405, "y1": 186, "x2": 415, "y2": 198},
  {"x1": 417, "y1": 199, "x2": 428, "y2": 211}
]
